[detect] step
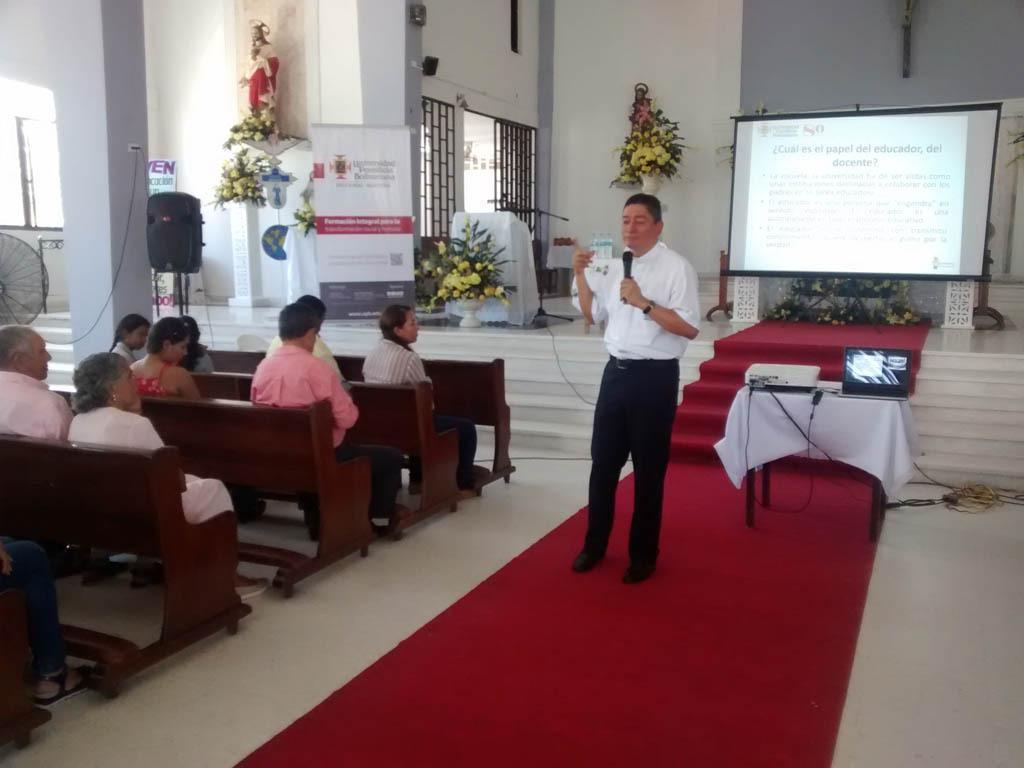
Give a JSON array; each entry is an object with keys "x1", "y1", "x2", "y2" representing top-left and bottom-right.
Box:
[
  {"x1": 921, "y1": 352, "x2": 1024, "y2": 374},
  {"x1": 912, "y1": 378, "x2": 1024, "y2": 399},
  {"x1": 914, "y1": 412, "x2": 1024, "y2": 437},
  {"x1": 915, "y1": 451, "x2": 1024, "y2": 489},
  {"x1": 916, "y1": 366, "x2": 1024, "y2": 385},
  {"x1": 919, "y1": 434, "x2": 1024, "y2": 460},
  {"x1": 508, "y1": 392, "x2": 597, "y2": 426},
  {"x1": 910, "y1": 393, "x2": 1024, "y2": 414}
]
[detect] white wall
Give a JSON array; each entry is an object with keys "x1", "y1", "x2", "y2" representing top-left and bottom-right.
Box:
[
  {"x1": 0, "y1": 1, "x2": 66, "y2": 312},
  {"x1": 422, "y1": 0, "x2": 539, "y2": 127},
  {"x1": 550, "y1": 0, "x2": 742, "y2": 275}
]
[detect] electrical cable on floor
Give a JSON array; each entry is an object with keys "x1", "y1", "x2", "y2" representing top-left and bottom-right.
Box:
[{"x1": 886, "y1": 462, "x2": 1024, "y2": 515}]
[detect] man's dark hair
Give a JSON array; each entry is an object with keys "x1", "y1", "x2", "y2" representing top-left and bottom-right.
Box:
[
  {"x1": 624, "y1": 193, "x2": 662, "y2": 223},
  {"x1": 146, "y1": 317, "x2": 188, "y2": 354},
  {"x1": 296, "y1": 294, "x2": 327, "y2": 320},
  {"x1": 279, "y1": 302, "x2": 320, "y2": 340},
  {"x1": 379, "y1": 304, "x2": 413, "y2": 348}
]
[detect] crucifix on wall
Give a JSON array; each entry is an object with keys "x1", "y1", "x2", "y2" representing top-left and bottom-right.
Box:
[{"x1": 901, "y1": 0, "x2": 917, "y2": 78}]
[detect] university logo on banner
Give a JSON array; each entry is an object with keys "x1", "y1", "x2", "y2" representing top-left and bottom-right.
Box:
[{"x1": 310, "y1": 124, "x2": 415, "y2": 320}]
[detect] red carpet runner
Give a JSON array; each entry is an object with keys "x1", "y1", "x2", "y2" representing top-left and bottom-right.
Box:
[
  {"x1": 240, "y1": 465, "x2": 878, "y2": 767},
  {"x1": 671, "y1": 321, "x2": 931, "y2": 462}
]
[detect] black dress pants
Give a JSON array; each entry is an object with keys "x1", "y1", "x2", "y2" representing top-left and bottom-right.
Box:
[{"x1": 583, "y1": 356, "x2": 680, "y2": 566}]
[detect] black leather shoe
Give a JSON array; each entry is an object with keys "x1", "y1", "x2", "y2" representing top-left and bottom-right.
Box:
[
  {"x1": 571, "y1": 551, "x2": 603, "y2": 573},
  {"x1": 622, "y1": 562, "x2": 656, "y2": 584}
]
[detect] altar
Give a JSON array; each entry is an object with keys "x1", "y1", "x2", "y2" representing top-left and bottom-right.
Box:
[{"x1": 446, "y1": 212, "x2": 540, "y2": 325}]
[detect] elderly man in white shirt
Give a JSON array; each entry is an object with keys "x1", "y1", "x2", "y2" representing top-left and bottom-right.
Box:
[
  {"x1": 570, "y1": 194, "x2": 700, "y2": 584},
  {"x1": 0, "y1": 325, "x2": 72, "y2": 440}
]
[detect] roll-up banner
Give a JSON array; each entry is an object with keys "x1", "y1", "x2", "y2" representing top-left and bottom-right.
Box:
[{"x1": 311, "y1": 124, "x2": 415, "y2": 319}]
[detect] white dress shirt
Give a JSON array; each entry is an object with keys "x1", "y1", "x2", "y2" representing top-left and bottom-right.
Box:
[
  {"x1": 571, "y1": 241, "x2": 700, "y2": 359},
  {"x1": 0, "y1": 371, "x2": 72, "y2": 440}
]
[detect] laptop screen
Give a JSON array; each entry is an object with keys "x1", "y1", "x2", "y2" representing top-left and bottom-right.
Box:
[{"x1": 842, "y1": 347, "x2": 911, "y2": 398}]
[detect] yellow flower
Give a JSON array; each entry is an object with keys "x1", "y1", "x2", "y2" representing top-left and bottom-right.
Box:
[
  {"x1": 469, "y1": 273, "x2": 481, "y2": 285},
  {"x1": 484, "y1": 286, "x2": 495, "y2": 297},
  {"x1": 459, "y1": 260, "x2": 470, "y2": 271},
  {"x1": 475, "y1": 263, "x2": 484, "y2": 271},
  {"x1": 495, "y1": 286, "x2": 505, "y2": 296},
  {"x1": 437, "y1": 242, "x2": 447, "y2": 254}
]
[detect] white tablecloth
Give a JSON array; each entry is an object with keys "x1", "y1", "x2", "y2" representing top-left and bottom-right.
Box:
[
  {"x1": 284, "y1": 225, "x2": 319, "y2": 303},
  {"x1": 446, "y1": 212, "x2": 539, "y2": 325},
  {"x1": 714, "y1": 388, "x2": 920, "y2": 497}
]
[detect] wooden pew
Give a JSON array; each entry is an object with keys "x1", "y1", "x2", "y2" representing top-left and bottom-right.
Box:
[
  {"x1": 192, "y1": 371, "x2": 252, "y2": 401},
  {"x1": 0, "y1": 591, "x2": 51, "y2": 748},
  {"x1": 140, "y1": 398, "x2": 373, "y2": 597},
  {"x1": 205, "y1": 349, "x2": 515, "y2": 488},
  {"x1": 0, "y1": 436, "x2": 250, "y2": 698},
  {"x1": 345, "y1": 381, "x2": 461, "y2": 532}
]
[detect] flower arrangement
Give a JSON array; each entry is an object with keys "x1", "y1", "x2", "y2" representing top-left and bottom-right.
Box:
[
  {"x1": 223, "y1": 110, "x2": 280, "y2": 149},
  {"x1": 614, "y1": 100, "x2": 688, "y2": 185},
  {"x1": 419, "y1": 219, "x2": 513, "y2": 310},
  {"x1": 213, "y1": 148, "x2": 272, "y2": 207},
  {"x1": 767, "y1": 278, "x2": 921, "y2": 325},
  {"x1": 295, "y1": 198, "x2": 316, "y2": 235}
]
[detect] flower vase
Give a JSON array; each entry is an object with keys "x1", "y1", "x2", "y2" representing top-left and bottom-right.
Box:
[
  {"x1": 456, "y1": 299, "x2": 483, "y2": 328},
  {"x1": 641, "y1": 174, "x2": 663, "y2": 195}
]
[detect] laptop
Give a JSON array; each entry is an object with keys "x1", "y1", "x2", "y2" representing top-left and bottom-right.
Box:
[{"x1": 840, "y1": 347, "x2": 911, "y2": 399}]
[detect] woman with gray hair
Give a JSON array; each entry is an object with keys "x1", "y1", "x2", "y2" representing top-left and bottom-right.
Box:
[
  {"x1": 68, "y1": 354, "x2": 265, "y2": 599},
  {"x1": 69, "y1": 353, "x2": 233, "y2": 526}
]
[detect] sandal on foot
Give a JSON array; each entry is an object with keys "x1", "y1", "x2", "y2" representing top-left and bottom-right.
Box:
[{"x1": 34, "y1": 666, "x2": 91, "y2": 707}]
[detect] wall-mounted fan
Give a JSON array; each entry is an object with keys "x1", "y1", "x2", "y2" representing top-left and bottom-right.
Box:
[{"x1": 0, "y1": 233, "x2": 48, "y2": 324}]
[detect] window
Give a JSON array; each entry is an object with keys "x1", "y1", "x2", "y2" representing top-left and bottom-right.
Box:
[
  {"x1": 511, "y1": 0, "x2": 520, "y2": 53},
  {"x1": 0, "y1": 78, "x2": 64, "y2": 229},
  {"x1": 462, "y1": 110, "x2": 536, "y2": 231},
  {"x1": 420, "y1": 97, "x2": 456, "y2": 238}
]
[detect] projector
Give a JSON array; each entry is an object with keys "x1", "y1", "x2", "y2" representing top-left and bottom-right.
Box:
[{"x1": 745, "y1": 363, "x2": 820, "y2": 391}]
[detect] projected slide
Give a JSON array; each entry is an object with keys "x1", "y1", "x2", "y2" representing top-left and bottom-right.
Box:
[{"x1": 729, "y1": 105, "x2": 999, "y2": 278}]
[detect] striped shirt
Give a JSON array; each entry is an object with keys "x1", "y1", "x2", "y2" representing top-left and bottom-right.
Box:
[{"x1": 362, "y1": 339, "x2": 429, "y2": 385}]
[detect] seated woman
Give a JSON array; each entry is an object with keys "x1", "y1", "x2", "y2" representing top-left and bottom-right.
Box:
[
  {"x1": 0, "y1": 539, "x2": 90, "y2": 706},
  {"x1": 130, "y1": 316, "x2": 200, "y2": 399},
  {"x1": 363, "y1": 304, "x2": 479, "y2": 493},
  {"x1": 72, "y1": 353, "x2": 231, "y2": 524},
  {"x1": 110, "y1": 313, "x2": 151, "y2": 364},
  {"x1": 180, "y1": 315, "x2": 215, "y2": 374},
  {"x1": 69, "y1": 354, "x2": 264, "y2": 598}
]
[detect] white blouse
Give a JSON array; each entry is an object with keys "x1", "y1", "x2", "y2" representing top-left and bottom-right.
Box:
[{"x1": 69, "y1": 407, "x2": 232, "y2": 525}]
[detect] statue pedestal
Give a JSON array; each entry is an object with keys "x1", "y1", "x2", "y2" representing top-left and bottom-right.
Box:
[{"x1": 228, "y1": 202, "x2": 272, "y2": 308}]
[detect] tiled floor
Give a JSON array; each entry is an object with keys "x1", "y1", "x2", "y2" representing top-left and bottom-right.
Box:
[{"x1": 3, "y1": 463, "x2": 1022, "y2": 767}]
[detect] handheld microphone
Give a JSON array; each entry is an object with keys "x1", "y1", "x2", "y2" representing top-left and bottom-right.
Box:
[{"x1": 621, "y1": 250, "x2": 634, "y2": 303}]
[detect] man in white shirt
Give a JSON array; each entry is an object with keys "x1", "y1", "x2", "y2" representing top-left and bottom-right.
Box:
[
  {"x1": 0, "y1": 325, "x2": 72, "y2": 440},
  {"x1": 266, "y1": 294, "x2": 344, "y2": 381},
  {"x1": 570, "y1": 194, "x2": 700, "y2": 583}
]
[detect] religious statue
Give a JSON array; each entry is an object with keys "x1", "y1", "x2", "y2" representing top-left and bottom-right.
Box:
[
  {"x1": 628, "y1": 83, "x2": 653, "y2": 130},
  {"x1": 238, "y1": 20, "x2": 280, "y2": 116}
]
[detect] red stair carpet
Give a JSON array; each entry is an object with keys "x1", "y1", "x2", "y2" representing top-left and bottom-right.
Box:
[
  {"x1": 672, "y1": 320, "x2": 931, "y2": 462},
  {"x1": 239, "y1": 463, "x2": 878, "y2": 768}
]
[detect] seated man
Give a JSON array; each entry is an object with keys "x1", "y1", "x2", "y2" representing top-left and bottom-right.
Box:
[
  {"x1": 0, "y1": 325, "x2": 72, "y2": 439},
  {"x1": 1, "y1": 539, "x2": 89, "y2": 705},
  {"x1": 252, "y1": 303, "x2": 403, "y2": 536},
  {"x1": 266, "y1": 294, "x2": 344, "y2": 381}
]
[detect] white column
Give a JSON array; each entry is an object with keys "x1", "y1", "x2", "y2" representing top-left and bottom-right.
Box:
[
  {"x1": 227, "y1": 203, "x2": 271, "y2": 307},
  {"x1": 942, "y1": 280, "x2": 976, "y2": 330},
  {"x1": 731, "y1": 276, "x2": 760, "y2": 323},
  {"x1": 46, "y1": 0, "x2": 151, "y2": 361}
]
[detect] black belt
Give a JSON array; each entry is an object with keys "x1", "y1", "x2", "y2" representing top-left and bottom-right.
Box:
[{"x1": 609, "y1": 355, "x2": 678, "y2": 369}]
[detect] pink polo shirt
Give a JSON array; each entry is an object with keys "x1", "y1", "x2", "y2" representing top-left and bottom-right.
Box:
[
  {"x1": 0, "y1": 370, "x2": 72, "y2": 440},
  {"x1": 250, "y1": 344, "x2": 359, "y2": 446}
]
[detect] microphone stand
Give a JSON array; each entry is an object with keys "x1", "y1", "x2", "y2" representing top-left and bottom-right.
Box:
[{"x1": 492, "y1": 199, "x2": 574, "y2": 326}]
